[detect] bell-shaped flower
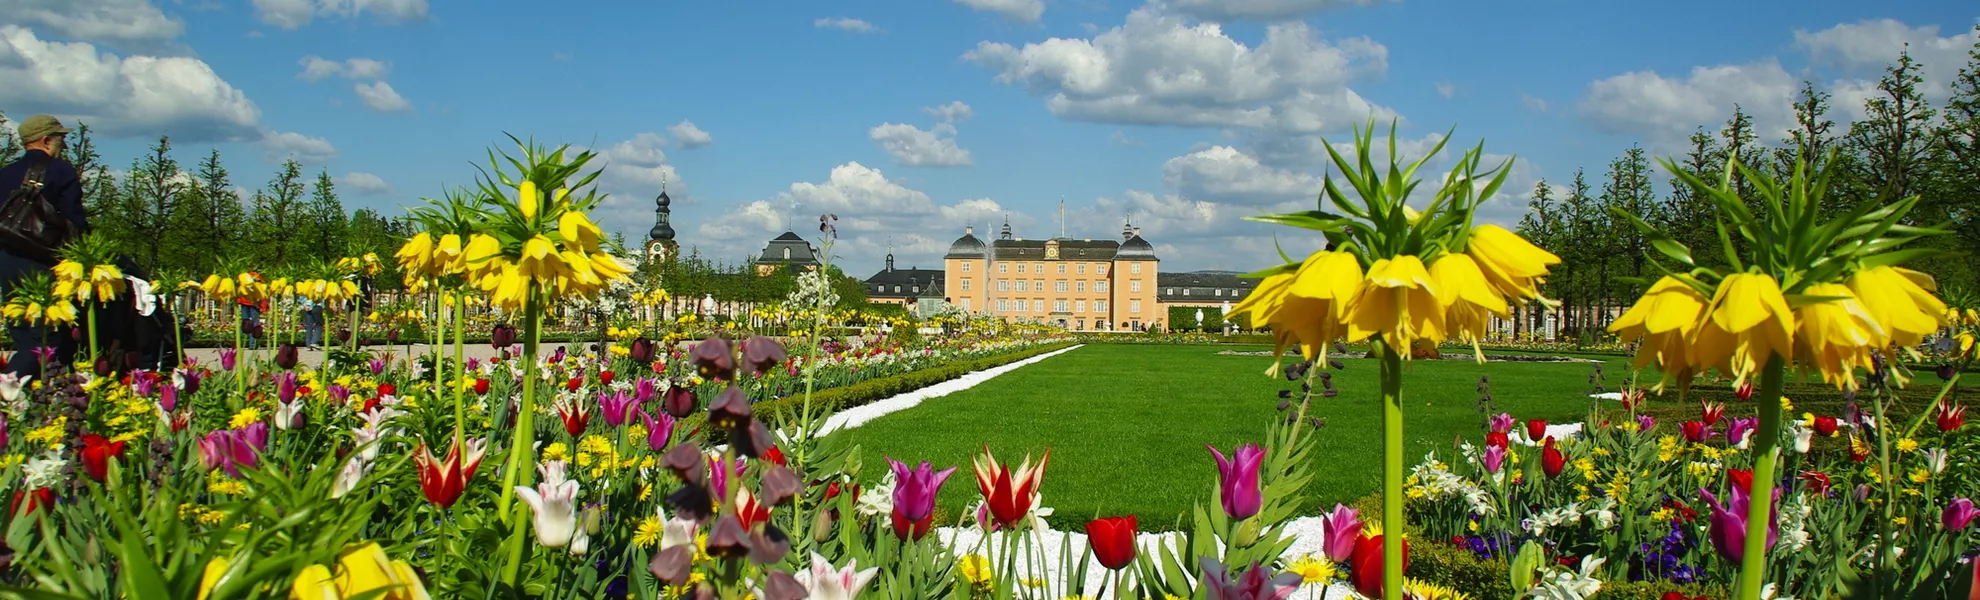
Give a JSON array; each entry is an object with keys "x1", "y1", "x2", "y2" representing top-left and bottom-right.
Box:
[
  {"x1": 515, "y1": 460, "x2": 582, "y2": 548},
  {"x1": 973, "y1": 446, "x2": 1050, "y2": 529},
  {"x1": 1608, "y1": 276, "x2": 1709, "y2": 379},
  {"x1": 1692, "y1": 273, "x2": 1795, "y2": 384},
  {"x1": 1344, "y1": 255, "x2": 1445, "y2": 352},
  {"x1": 1792, "y1": 283, "x2": 1883, "y2": 388},
  {"x1": 1846, "y1": 266, "x2": 1947, "y2": 348},
  {"x1": 1466, "y1": 223, "x2": 1560, "y2": 302}
]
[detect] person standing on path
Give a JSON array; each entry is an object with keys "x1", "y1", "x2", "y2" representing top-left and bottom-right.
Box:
[
  {"x1": 0, "y1": 116, "x2": 88, "y2": 378},
  {"x1": 237, "y1": 278, "x2": 266, "y2": 349},
  {"x1": 300, "y1": 295, "x2": 325, "y2": 349}
]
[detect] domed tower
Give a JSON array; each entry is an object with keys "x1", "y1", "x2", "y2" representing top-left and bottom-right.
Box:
[
  {"x1": 944, "y1": 225, "x2": 989, "y2": 316},
  {"x1": 645, "y1": 180, "x2": 678, "y2": 263}
]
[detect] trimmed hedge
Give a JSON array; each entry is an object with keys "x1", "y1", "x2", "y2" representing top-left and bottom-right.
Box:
[{"x1": 682, "y1": 341, "x2": 1079, "y2": 436}]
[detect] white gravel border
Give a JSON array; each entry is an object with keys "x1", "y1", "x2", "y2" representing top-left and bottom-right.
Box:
[{"x1": 811, "y1": 344, "x2": 1086, "y2": 437}]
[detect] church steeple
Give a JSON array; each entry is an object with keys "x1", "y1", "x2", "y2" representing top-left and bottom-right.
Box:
[
  {"x1": 999, "y1": 214, "x2": 1013, "y2": 241},
  {"x1": 645, "y1": 175, "x2": 678, "y2": 262},
  {"x1": 885, "y1": 243, "x2": 895, "y2": 272}
]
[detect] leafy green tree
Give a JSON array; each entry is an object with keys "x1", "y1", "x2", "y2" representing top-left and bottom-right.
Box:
[
  {"x1": 115, "y1": 136, "x2": 188, "y2": 273},
  {"x1": 250, "y1": 160, "x2": 307, "y2": 268},
  {"x1": 169, "y1": 150, "x2": 246, "y2": 273},
  {"x1": 1515, "y1": 179, "x2": 1556, "y2": 338},
  {"x1": 307, "y1": 170, "x2": 348, "y2": 259},
  {"x1": 1659, "y1": 129, "x2": 1721, "y2": 270},
  {"x1": 1847, "y1": 49, "x2": 1938, "y2": 210}
]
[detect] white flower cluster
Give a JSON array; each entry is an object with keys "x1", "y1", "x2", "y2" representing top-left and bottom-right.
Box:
[
  {"x1": 1521, "y1": 496, "x2": 1616, "y2": 538},
  {"x1": 1778, "y1": 495, "x2": 1813, "y2": 552},
  {"x1": 1410, "y1": 453, "x2": 1495, "y2": 517},
  {"x1": 787, "y1": 270, "x2": 840, "y2": 312}
]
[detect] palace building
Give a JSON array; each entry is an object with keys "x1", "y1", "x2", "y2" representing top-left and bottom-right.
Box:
[
  {"x1": 864, "y1": 249, "x2": 946, "y2": 315},
  {"x1": 753, "y1": 232, "x2": 822, "y2": 276},
  {"x1": 942, "y1": 218, "x2": 1162, "y2": 330}
]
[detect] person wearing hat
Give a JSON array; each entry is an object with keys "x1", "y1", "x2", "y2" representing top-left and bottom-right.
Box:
[{"x1": 0, "y1": 115, "x2": 91, "y2": 377}]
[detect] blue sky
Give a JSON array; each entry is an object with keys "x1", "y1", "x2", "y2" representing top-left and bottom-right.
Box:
[{"x1": 1, "y1": 0, "x2": 1974, "y2": 275}]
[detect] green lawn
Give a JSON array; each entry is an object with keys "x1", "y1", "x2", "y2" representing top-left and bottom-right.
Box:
[{"x1": 820, "y1": 343, "x2": 1634, "y2": 530}]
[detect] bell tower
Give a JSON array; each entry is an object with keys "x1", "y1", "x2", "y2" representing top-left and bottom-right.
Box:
[{"x1": 645, "y1": 176, "x2": 678, "y2": 263}]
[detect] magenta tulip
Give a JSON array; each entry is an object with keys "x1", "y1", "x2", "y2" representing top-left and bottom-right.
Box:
[
  {"x1": 1700, "y1": 486, "x2": 1779, "y2": 563},
  {"x1": 1208, "y1": 444, "x2": 1265, "y2": 521},
  {"x1": 1482, "y1": 445, "x2": 1506, "y2": 474},
  {"x1": 598, "y1": 390, "x2": 637, "y2": 427},
  {"x1": 638, "y1": 408, "x2": 675, "y2": 452},
  {"x1": 1319, "y1": 503, "x2": 1362, "y2": 563},
  {"x1": 1945, "y1": 498, "x2": 1978, "y2": 532},
  {"x1": 887, "y1": 458, "x2": 956, "y2": 540}
]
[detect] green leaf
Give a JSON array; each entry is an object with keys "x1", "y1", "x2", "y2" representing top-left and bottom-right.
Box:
[{"x1": 1241, "y1": 211, "x2": 1348, "y2": 232}]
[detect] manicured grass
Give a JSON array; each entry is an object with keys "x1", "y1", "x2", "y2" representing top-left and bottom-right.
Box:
[{"x1": 820, "y1": 344, "x2": 1634, "y2": 530}]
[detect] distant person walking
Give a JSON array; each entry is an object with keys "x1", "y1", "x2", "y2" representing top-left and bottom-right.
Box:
[
  {"x1": 0, "y1": 115, "x2": 88, "y2": 377},
  {"x1": 237, "y1": 279, "x2": 267, "y2": 349}
]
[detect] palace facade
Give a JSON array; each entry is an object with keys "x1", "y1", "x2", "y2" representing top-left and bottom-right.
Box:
[{"x1": 941, "y1": 219, "x2": 1163, "y2": 330}]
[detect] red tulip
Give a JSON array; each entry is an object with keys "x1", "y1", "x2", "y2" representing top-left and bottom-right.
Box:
[
  {"x1": 1484, "y1": 432, "x2": 1509, "y2": 448},
  {"x1": 560, "y1": 403, "x2": 592, "y2": 436},
  {"x1": 80, "y1": 434, "x2": 127, "y2": 483},
  {"x1": 599, "y1": 370, "x2": 616, "y2": 385},
  {"x1": 567, "y1": 377, "x2": 583, "y2": 392},
  {"x1": 1812, "y1": 415, "x2": 1839, "y2": 437},
  {"x1": 1086, "y1": 516, "x2": 1138, "y2": 570},
  {"x1": 1798, "y1": 471, "x2": 1832, "y2": 496},
  {"x1": 1541, "y1": 437, "x2": 1565, "y2": 479},
  {"x1": 735, "y1": 487, "x2": 772, "y2": 530},
  {"x1": 1525, "y1": 419, "x2": 1547, "y2": 441},
  {"x1": 414, "y1": 436, "x2": 487, "y2": 509},
  {"x1": 1350, "y1": 533, "x2": 1409, "y2": 598},
  {"x1": 763, "y1": 446, "x2": 787, "y2": 466},
  {"x1": 1728, "y1": 468, "x2": 1753, "y2": 492},
  {"x1": 973, "y1": 447, "x2": 1050, "y2": 529},
  {"x1": 1700, "y1": 401, "x2": 1725, "y2": 426},
  {"x1": 1681, "y1": 420, "x2": 1712, "y2": 443},
  {"x1": 377, "y1": 383, "x2": 396, "y2": 397},
  {"x1": 1736, "y1": 381, "x2": 1754, "y2": 401},
  {"x1": 1939, "y1": 401, "x2": 1966, "y2": 432},
  {"x1": 10, "y1": 488, "x2": 53, "y2": 516},
  {"x1": 474, "y1": 378, "x2": 490, "y2": 395}
]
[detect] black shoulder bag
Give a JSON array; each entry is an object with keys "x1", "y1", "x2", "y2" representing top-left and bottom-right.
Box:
[{"x1": 0, "y1": 157, "x2": 77, "y2": 265}]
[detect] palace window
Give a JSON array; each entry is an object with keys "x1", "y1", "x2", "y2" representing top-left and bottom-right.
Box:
[
  {"x1": 1130, "y1": 299, "x2": 1141, "y2": 314},
  {"x1": 784, "y1": 248, "x2": 791, "y2": 260},
  {"x1": 997, "y1": 280, "x2": 1010, "y2": 292},
  {"x1": 1214, "y1": 289, "x2": 1221, "y2": 297},
  {"x1": 1058, "y1": 264, "x2": 1067, "y2": 274},
  {"x1": 1076, "y1": 281, "x2": 1086, "y2": 292},
  {"x1": 1076, "y1": 300, "x2": 1086, "y2": 313},
  {"x1": 962, "y1": 263, "x2": 971, "y2": 272},
  {"x1": 961, "y1": 298, "x2": 971, "y2": 311},
  {"x1": 1054, "y1": 300, "x2": 1068, "y2": 312},
  {"x1": 1184, "y1": 289, "x2": 1191, "y2": 296},
  {"x1": 1131, "y1": 280, "x2": 1141, "y2": 293},
  {"x1": 1016, "y1": 300, "x2": 1028, "y2": 312},
  {"x1": 999, "y1": 263, "x2": 1008, "y2": 274},
  {"x1": 1017, "y1": 264, "x2": 1026, "y2": 274},
  {"x1": 1166, "y1": 288, "x2": 1173, "y2": 295},
  {"x1": 1076, "y1": 264, "x2": 1086, "y2": 274},
  {"x1": 1034, "y1": 279, "x2": 1044, "y2": 291},
  {"x1": 894, "y1": 286, "x2": 902, "y2": 293},
  {"x1": 1098, "y1": 265, "x2": 1107, "y2": 275},
  {"x1": 1096, "y1": 282, "x2": 1108, "y2": 293},
  {"x1": 962, "y1": 280, "x2": 971, "y2": 291},
  {"x1": 1016, "y1": 281, "x2": 1028, "y2": 292},
  {"x1": 998, "y1": 299, "x2": 1010, "y2": 312},
  {"x1": 1131, "y1": 263, "x2": 1141, "y2": 274},
  {"x1": 1034, "y1": 263, "x2": 1042, "y2": 273},
  {"x1": 911, "y1": 286, "x2": 919, "y2": 293},
  {"x1": 1036, "y1": 301, "x2": 1045, "y2": 313},
  {"x1": 1095, "y1": 300, "x2": 1108, "y2": 312},
  {"x1": 1055, "y1": 281, "x2": 1067, "y2": 292}
]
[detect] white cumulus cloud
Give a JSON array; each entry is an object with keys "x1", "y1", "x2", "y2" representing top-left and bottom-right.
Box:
[
  {"x1": 261, "y1": 130, "x2": 337, "y2": 164},
  {"x1": 814, "y1": 17, "x2": 876, "y2": 33},
  {"x1": 297, "y1": 55, "x2": 389, "y2": 81},
  {"x1": 336, "y1": 171, "x2": 392, "y2": 195},
  {"x1": 1165, "y1": 0, "x2": 1389, "y2": 22},
  {"x1": 353, "y1": 81, "x2": 410, "y2": 112},
  {"x1": 668, "y1": 120, "x2": 713, "y2": 149},
  {"x1": 952, "y1": 0, "x2": 1043, "y2": 23},
  {"x1": 694, "y1": 162, "x2": 1009, "y2": 270},
  {"x1": 0, "y1": 0, "x2": 185, "y2": 52},
  {"x1": 1577, "y1": 60, "x2": 1798, "y2": 152},
  {"x1": 0, "y1": 24, "x2": 261, "y2": 141},
  {"x1": 251, "y1": 0, "x2": 428, "y2": 30},
  {"x1": 870, "y1": 100, "x2": 975, "y2": 168}
]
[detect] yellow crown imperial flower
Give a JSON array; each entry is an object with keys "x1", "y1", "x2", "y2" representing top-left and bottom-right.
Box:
[
  {"x1": 1466, "y1": 224, "x2": 1561, "y2": 304},
  {"x1": 1692, "y1": 273, "x2": 1796, "y2": 386},
  {"x1": 1792, "y1": 283, "x2": 1884, "y2": 388},
  {"x1": 1609, "y1": 276, "x2": 1710, "y2": 381},
  {"x1": 516, "y1": 180, "x2": 540, "y2": 221},
  {"x1": 396, "y1": 232, "x2": 434, "y2": 273},
  {"x1": 1346, "y1": 255, "x2": 1444, "y2": 353}
]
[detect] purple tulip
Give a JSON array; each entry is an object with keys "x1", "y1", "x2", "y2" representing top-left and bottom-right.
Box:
[
  {"x1": 30, "y1": 346, "x2": 55, "y2": 365},
  {"x1": 327, "y1": 384, "x2": 350, "y2": 405},
  {"x1": 176, "y1": 369, "x2": 202, "y2": 395},
  {"x1": 634, "y1": 378, "x2": 658, "y2": 406},
  {"x1": 1319, "y1": 503, "x2": 1363, "y2": 563},
  {"x1": 710, "y1": 456, "x2": 746, "y2": 499},
  {"x1": 220, "y1": 349, "x2": 237, "y2": 371},
  {"x1": 551, "y1": 347, "x2": 567, "y2": 364},
  {"x1": 662, "y1": 386, "x2": 696, "y2": 419},
  {"x1": 0, "y1": 412, "x2": 8, "y2": 448},
  {"x1": 1636, "y1": 414, "x2": 1656, "y2": 432},
  {"x1": 369, "y1": 359, "x2": 386, "y2": 375},
  {"x1": 198, "y1": 431, "x2": 229, "y2": 473},
  {"x1": 1199, "y1": 558, "x2": 1301, "y2": 600},
  {"x1": 159, "y1": 385, "x2": 179, "y2": 412},
  {"x1": 466, "y1": 358, "x2": 481, "y2": 371},
  {"x1": 276, "y1": 371, "x2": 300, "y2": 404},
  {"x1": 598, "y1": 390, "x2": 637, "y2": 427},
  {"x1": 888, "y1": 458, "x2": 957, "y2": 524},
  {"x1": 638, "y1": 409, "x2": 675, "y2": 452},
  {"x1": 1488, "y1": 412, "x2": 1515, "y2": 434},
  {"x1": 199, "y1": 423, "x2": 270, "y2": 478},
  {"x1": 1482, "y1": 445, "x2": 1507, "y2": 474},
  {"x1": 132, "y1": 375, "x2": 156, "y2": 397},
  {"x1": 1727, "y1": 416, "x2": 1758, "y2": 447},
  {"x1": 1945, "y1": 498, "x2": 1978, "y2": 532},
  {"x1": 1208, "y1": 444, "x2": 1265, "y2": 521},
  {"x1": 1700, "y1": 486, "x2": 1780, "y2": 563}
]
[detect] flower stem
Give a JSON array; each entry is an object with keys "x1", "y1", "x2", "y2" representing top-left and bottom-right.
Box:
[
  {"x1": 453, "y1": 291, "x2": 467, "y2": 443},
  {"x1": 498, "y1": 284, "x2": 543, "y2": 586},
  {"x1": 1736, "y1": 355, "x2": 1786, "y2": 600},
  {"x1": 1377, "y1": 337, "x2": 1404, "y2": 600}
]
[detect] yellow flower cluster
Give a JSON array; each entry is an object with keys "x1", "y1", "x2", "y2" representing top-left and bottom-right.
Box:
[
  {"x1": 198, "y1": 271, "x2": 268, "y2": 304},
  {"x1": 1612, "y1": 266, "x2": 1948, "y2": 388},
  {"x1": 1, "y1": 295, "x2": 76, "y2": 327},
  {"x1": 24, "y1": 417, "x2": 65, "y2": 451},
  {"x1": 1233, "y1": 225, "x2": 1559, "y2": 366},
  {"x1": 51, "y1": 259, "x2": 125, "y2": 303}
]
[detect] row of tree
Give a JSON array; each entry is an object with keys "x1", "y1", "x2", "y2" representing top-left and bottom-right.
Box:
[
  {"x1": 1515, "y1": 30, "x2": 1980, "y2": 342},
  {"x1": 0, "y1": 125, "x2": 410, "y2": 280}
]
